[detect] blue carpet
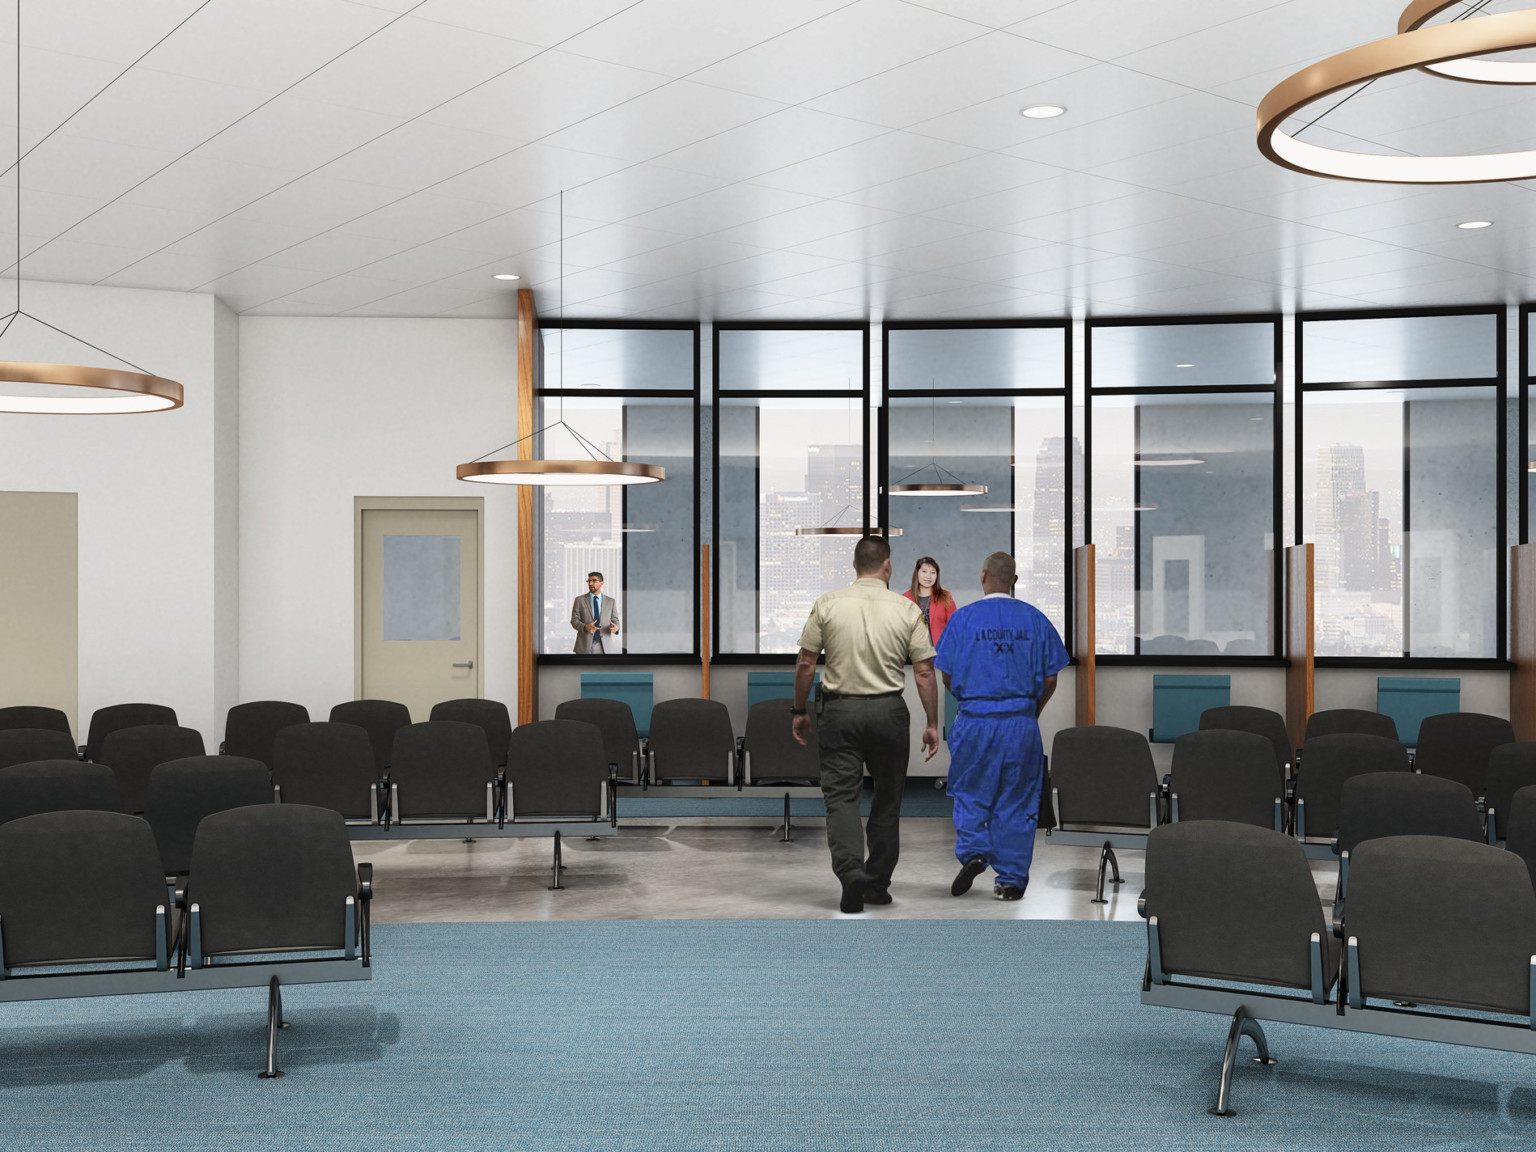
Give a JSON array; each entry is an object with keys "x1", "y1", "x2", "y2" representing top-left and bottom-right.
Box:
[{"x1": 1, "y1": 919, "x2": 1533, "y2": 1150}]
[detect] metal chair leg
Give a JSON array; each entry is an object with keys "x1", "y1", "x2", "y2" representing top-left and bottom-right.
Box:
[
  {"x1": 779, "y1": 793, "x2": 793, "y2": 843},
  {"x1": 258, "y1": 975, "x2": 285, "y2": 1080},
  {"x1": 549, "y1": 829, "x2": 564, "y2": 891},
  {"x1": 1209, "y1": 1006, "x2": 1276, "y2": 1116},
  {"x1": 1092, "y1": 841, "x2": 1122, "y2": 904}
]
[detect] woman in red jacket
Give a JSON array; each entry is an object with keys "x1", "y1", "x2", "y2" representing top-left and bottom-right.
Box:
[{"x1": 902, "y1": 556, "x2": 957, "y2": 646}]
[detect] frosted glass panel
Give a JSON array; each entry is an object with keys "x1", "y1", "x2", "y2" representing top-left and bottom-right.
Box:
[
  {"x1": 1302, "y1": 314, "x2": 1496, "y2": 382},
  {"x1": 382, "y1": 535, "x2": 461, "y2": 641}
]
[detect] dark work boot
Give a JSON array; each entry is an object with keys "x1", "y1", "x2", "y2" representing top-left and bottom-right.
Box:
[
  {"x1": 839, "y1": 870, "x2": 867, "y2": 913},
  {"x1": 951, "y1": 855, "x2": 988, "y2": 896}
]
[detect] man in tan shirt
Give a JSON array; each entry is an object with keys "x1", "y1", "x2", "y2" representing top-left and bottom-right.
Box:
[{"x1": 792, "y1": 535, "x2": 939, "y2": 913}]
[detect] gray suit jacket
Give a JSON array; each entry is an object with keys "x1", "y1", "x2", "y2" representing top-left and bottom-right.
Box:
[{"x1": 571, "y1": 593, "x2": 620, "y2": 654}]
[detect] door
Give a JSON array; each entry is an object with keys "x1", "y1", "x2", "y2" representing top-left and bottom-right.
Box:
[
  {"x1": 360, "y1": 507, "x2": 480, "y2": 722},
  {"x1": 0, "y1": 492, "x2": 77, "y2": 733}
]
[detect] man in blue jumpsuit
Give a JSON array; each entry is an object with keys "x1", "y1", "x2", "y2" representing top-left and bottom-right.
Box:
[{"x1": 934, "y1": 552, "x2": 1069, "y2": 900}]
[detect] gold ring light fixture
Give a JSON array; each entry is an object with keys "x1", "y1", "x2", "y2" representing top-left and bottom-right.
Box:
[
  {"x1": 1257, "y1": 5, "x2": 1536, "y2": 183},
  {"x1": 0, "y1": 1, "x2": 183, "y2": 413},
  {"x1": 884, "y1": 379, "x2": 988, "y2": 497},
  {"x1": 456, "y1": 192, "x2": 664, "y2": 487}
]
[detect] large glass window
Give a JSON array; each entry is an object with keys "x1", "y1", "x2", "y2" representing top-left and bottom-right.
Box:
[
  {"x1": 1300, "y1": 311, "x2": 1501, "y2": 660},
  {"x1": 715, "y1": 325, "x2": 867, "y2": 656},
  {"x1": 538, "y1": 324, "x2": 697, "y2": 657},
  {"x1": 1089, "y1": 320, "x2": 1279, "y2": 657},
  {"x1": 883, "y1": 324, "x2": 1071, "y2": 635}
]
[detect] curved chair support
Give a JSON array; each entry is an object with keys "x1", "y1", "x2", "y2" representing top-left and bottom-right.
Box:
[{"x1": 1209, "y1": 1005, "x2": 1276, "y2": 1117}]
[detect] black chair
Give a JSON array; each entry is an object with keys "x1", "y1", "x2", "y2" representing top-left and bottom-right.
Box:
[
  {"x1": 741, "y1": 699, "x2": 819, "y2": 785},
  {"x1": 1335, "y1": 771, "x2": 1482, "y2": 898},
  {"x1": 100, "y1": 725, "x2": 206, "y2": 814},
  {"x1": 1168, "y1": 730, "x2": 1282, "y2": 831},
  {"x1": 647, "y1": 699, "x2": 736, "y2": 784},
  {"x1": 85, "y1": 703, "x2": 177, "y2": 765},
  {"x1": 0, "y1": 810, "x2": 173, "y2": 970},
  {"x1": 1484, "y1": 744, "x2": 1536, "y2": 843},
  {"x1": 1141, "y1": 635, "x2": 1187, "y2": 654},
  {"x1": 388, "y1": 721, "x2": 498, "y2": 821},
  {"x1": 1292, "y1": 733, "x2": 1410, "y2": 846},
  {"x1": 1506, "y1": 784, "x2": 1536, "y2": 894},
  {"x1": 505, "y1": 720, "x2": 610, "y2": 822},
  {"x1": 0, "y1": 760, "x2": 121, "y2": 825},
  {"x1": 0, "y1": 727, "x2": 78, "y2": 770},
  {"x1": 1413, "y1": 712, "x2": 1515, "y2": 798},
  {"x1": 1199, "y1": 705, "x2": 1292, "y2": 779},
  {"x1": 143, "y1": 756, "x2": 273, "y2": 876},
  {"x1": 1049, "y1": 725, "x2": 1159, "y2": 833},
  {"x1": 554, "y1": 698, "x2": 643, "y2": 784},
  {"x1": 328, "y1": 699, "x2": 410, "y2": 776},
  {"x1": 1303, "y1": 708, "x2": 1398, "y2": 743},
  {"x1": 429, "y1": 699, "x2": 511, "y2": 768},
  {"x1": 223, "y1": 700, "x2": 310, "y2": 767},
  {"x1": 0, "y1": 706, "x2": 71, "y2": 740},
  {"x1": 272, "y1": 722, "x2": 381, "y2": 823}
]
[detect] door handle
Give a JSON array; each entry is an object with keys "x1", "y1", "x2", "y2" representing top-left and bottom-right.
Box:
[{"x1": 453, "y1": 661, "x2": 475, "y2": 669}]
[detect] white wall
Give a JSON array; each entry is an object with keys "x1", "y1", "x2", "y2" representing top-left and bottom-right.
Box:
[
  {"x1": 0, "y1": 281, "x2": 234, "y2": 739},
  {"x1": 237, "y1": 318, "x2": 519, "y2": 720}
]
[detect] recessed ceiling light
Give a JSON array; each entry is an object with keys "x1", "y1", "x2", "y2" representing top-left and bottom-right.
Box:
[
  {"x1": 492, "y1": 273, "x2": 521, "y2": 280},
  {"x1": 1457, "y1": 220, "x2": 1493, "y2": 230},
  {"x1": 947, "y1": 399, "x2": 963, "y2": 404},
  {"x1": 1020, "y1": 104, "x2": 1066, "y2": 119},
  {"x1": 1175, "y1": 363, "x2": 1194, "y2": 368}
]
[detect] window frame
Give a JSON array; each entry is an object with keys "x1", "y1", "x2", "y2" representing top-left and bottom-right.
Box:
[
  {"x1": 1086, "y1": 312, "x2": 1286, "y2": 667},
  {"x1": 535, "y1": 318, "x2": 702, "y2": 667},
  {"x1": 711, "y1": 320, "x2": 871, "y2": 666},
  {"x1": 1521, "y1": 302, "x2": 1534, "y2": 548},
  {"x1": 1297, "y1": 304, "x2": 1508, "y2": 669},
  {"x1": 880, "y1": 318, "x2": 1073, "y2": 646}
]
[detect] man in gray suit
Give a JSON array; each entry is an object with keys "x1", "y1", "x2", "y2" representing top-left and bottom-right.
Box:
[{"x1": 571, "y1": 571, "x2": 620, "y2": 654}]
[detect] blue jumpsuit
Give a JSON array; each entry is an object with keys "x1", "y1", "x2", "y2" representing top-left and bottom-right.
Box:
[{"x1": 934, "y1": 596, "x2": 1069, "y2": 890}]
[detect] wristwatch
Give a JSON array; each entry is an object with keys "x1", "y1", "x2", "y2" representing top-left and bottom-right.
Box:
[{"x1": 789, "y1": 705, "x2": 807, "y2": 716}]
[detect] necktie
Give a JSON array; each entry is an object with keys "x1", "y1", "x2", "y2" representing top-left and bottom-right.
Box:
[{"x1": 592, "y1": 595, "x2": 600, "y2": 623}]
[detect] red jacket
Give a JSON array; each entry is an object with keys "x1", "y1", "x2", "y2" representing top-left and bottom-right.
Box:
[{"x1": 902, "y1": 588, "x2": 956, "y2": 646}]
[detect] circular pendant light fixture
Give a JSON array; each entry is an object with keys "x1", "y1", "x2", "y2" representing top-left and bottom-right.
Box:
[
  {"x1": 1257, "y1": 7, "x2": 1536, "y2": 184},
  {"x1": 1399, "y1": 0, "x2": 1536, "y2": 84},
  {"x1": 456, "y1": 192, "x2": 664, "y2": 487},
  {"x1": 0, "y1": 3, "x2": 183, "y2": 414},
  {"x1": 886, "y1": 378, "x2": 988, "y2": 496}
]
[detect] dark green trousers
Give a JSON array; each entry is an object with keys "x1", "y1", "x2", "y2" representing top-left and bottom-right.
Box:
[{"x1": 817, "y1": 695, "x2": 909, "y2": 888}]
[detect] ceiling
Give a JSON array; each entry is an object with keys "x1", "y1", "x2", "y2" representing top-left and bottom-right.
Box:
[{"x1": 3, "y1": 0, "x2": 1536, "y2": 321}]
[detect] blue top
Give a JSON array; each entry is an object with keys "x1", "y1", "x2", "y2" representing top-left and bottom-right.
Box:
[{"x1": 934, "y1": 596, "x2": 1069, "y2": 717}]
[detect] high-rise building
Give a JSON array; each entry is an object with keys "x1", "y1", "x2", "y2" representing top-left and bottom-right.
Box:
[{"x1": 1030, "y1": 435, "x2": 1081, "y2": 626}]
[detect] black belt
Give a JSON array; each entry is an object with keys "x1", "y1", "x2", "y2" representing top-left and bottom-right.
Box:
[{"x1": 819, "y1": 689, "x2": 903, "y2": 701}]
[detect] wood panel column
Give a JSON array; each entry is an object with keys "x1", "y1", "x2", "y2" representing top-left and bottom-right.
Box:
[
  {"x1": 1513, "y1": 544, "x2": 1536, "y2": 739},
  {"x1": 1073, "y1": 544, "x2": 1095, "y2": 726},
  {"x1": 701, "y1": 544, "x2": 711, "y2": 700},
  {"x1": 516, "y1": 288, "x2": 540, "y2": 726},
  {"x1": 1285, "y1": 543, "x2": 1314, "y2": 751}
]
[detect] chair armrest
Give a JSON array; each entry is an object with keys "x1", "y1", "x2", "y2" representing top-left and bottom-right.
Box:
[
  {"x1": 1330, "y1": 899, "x2": 1345, "y2": 939},
  {"x1": 357, "y1": 862, "x2": 373, "y2": 901},
  {"x1": 1136, "y1": 891, "x2": 1148, "y2": 919}
]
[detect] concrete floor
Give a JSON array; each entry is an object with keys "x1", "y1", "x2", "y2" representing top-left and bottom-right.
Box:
[{"x1": 360, "y1": 817, "x2": 1344, "y2": 924}]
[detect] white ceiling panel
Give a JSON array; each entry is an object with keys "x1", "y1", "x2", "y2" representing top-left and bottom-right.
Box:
[
  {"x1": 654, "y1": 106, "x2": 884, "y2": 181},
  {"x1": 559, "y1": 164, "x2": 732, "y2": 223},
  {"x1": 191, "y1": 97, "x2": 401, "y2": 173},
  {"x1": 753, "y1": 132, "x2": 977, "y2": 201},
  {"x1": 414, "y1": 0, "x2": 645, "y2": 49},
  {"x1": 539, "y1": 82, "x2": 783, "y2": 164},
  {"x1": 1007, "y1": 0, "x2": 1283, "y2": 61},
  {"x1": 622, "y1": 182, "x2": 820, "y2": 235}
]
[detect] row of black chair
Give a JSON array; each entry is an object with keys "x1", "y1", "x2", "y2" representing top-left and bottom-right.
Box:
[
  {"x1": 1141, "y1": 821, "x2": 1536, "y2": 1115},
  {"x1": 0, "y1": 803, "x2": 371, "y2": 1079}
]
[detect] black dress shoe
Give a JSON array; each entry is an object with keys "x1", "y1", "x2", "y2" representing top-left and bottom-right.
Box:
[
  {"x1": 993, "y1": 882, "x2": 1025, "y2": 901},
  {"x1": 864, "y1": 888, "x2": 892, "y2": 905},
  {"x1": 840, "y1": 871, "x2": 867, "y2": 913},
  {"x1": 951, "y1": 855, "x2": 988, "y2": 896}
]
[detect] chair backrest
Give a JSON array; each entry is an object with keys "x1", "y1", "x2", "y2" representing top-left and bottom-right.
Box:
[
  {"x1": 1413, "y1": 712, "x2": 1515, "y2": 796},
  {"x1": 223, "y1": 700, "x2": 311, "y2": 766},
  {"x1": 1168, "y1": 729, "x2": 1280, "y2": 828},
  {"x1": 0, "y1": 811, "x2": 167, "y2": 967},
  {"x1": 272, "y1": 722, "x2": 379, "y2": 819},
  {"x1": 506, "y1": 720, "x2": 608, "y2": 819},
  {"x1": 554, "y1": 698, "x2": 640, "y2": 773},
  {"x1": 429, "y1": 698, "x2": 512, "y2": 767},
  {"x1": 1304, "y1": 708, "x2": 1398, "y2": 743},
  {"x1": 1485, "y1": 743, "x2": 1536, "y2": 835},
  {"x1": 85, "y1": 703, "x2": 177, "y2": 764},
  {"x1": 1349, "y1": 836, "x2": 1536, "y2": 1015},
  {"x1": 389, "y1": 721, "x2": 496, "y2": 818},
  {"x1": 188, "y1": 804, "x2": 357, "y2": 957},
  {"x1": 1199, "y1": 705, "x2": 1291, "y2": 777},
  {"x1": 327, "y1": 699, "x2": 410, "y2": 774},
  {"x1": 1335, "y1": 771, "x2": 1482, "y2": 854},
  {"x1": 0, "y1": 761, "x2": 121, "y2": 825},
  {"x1": 144, "y1": 756, "x2": 273, "y2": 876},
  {"x1": 1143, "y1": 821, "x2": 1334, "y2": 990},
  {"x1": 0, "y1": 706, "x2": 71, "y2": 740},
  {"x1": 1050, "y1": 725, "x2": 1158, "y2": 829},
  {"x1": 742, "y1": 699, "x2": 819, "y2": 784},
  {"x1": 0, "y1": 727, "x2": 78, "y2": 770},
  {"x1": 99, "y1": 725, "x2": 206, "y2": 814},
  {"x1": 648, "y1": 699, "x2": 735, "y2": 781},
  {"x1": 1293, "y1": 733, "x2": 1410, "y2": 841},
  {"x1": 1506, "y1": 784, "x2": 1536, "y2": 894}
]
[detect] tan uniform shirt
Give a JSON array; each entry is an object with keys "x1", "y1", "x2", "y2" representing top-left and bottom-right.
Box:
[{"x1": 798, "y1": 578, "x2": 937, "y2": 695}]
